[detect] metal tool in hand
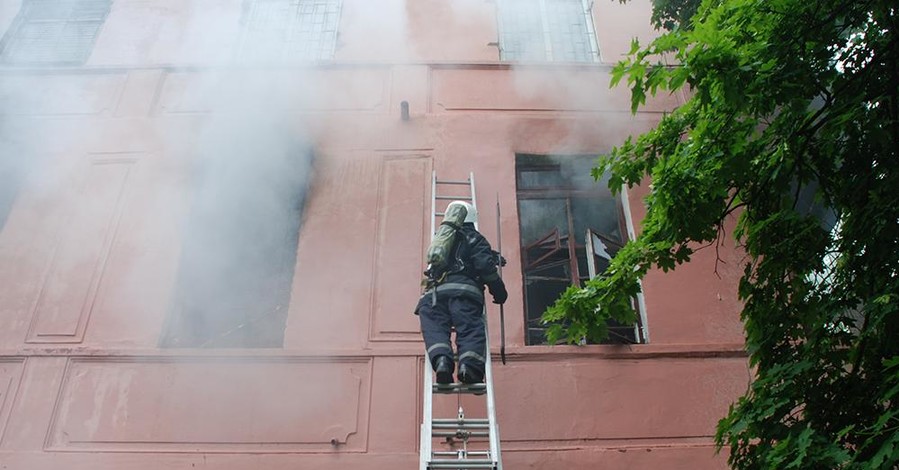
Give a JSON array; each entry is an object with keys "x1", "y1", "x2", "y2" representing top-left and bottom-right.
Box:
[{"x1": 496, "y1": 195, "x2": 506, "y2": 365}]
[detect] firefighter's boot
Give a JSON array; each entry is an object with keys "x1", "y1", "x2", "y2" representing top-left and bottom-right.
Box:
[{"x1": 434, "y1": 355, "x2": 454, "y2": 385}]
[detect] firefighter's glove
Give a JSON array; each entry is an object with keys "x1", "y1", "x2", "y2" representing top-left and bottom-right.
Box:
[
  {"x1": 492, "y1": 250, "x2": 507, "y2": 267},
  {"x1": 487, "y1": 280, "x2": 507, "y2": 305}
]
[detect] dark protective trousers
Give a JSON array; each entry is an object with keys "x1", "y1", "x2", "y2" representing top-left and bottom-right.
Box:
[{"x1": 418, "y1": 295, "x2": 486, "y2": 376}]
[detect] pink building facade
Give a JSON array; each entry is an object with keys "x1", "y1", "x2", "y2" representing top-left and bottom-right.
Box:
[{"x1": 0, "y1": 0, "x2": 749, "y2": 468}]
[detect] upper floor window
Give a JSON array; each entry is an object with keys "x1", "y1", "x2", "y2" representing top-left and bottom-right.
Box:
[
  {"x1": 239, "y1": 0, "x2": 341, "y2": 63},
  {"x1": 516, "y1": 154, "x2": 644, "y2": 345},
  {"x1": 497, "y1": 0, "x2": 599, "y2": 62},
  {"x1": 0, "y1": 0, "x2": 111, "y2": 65}
]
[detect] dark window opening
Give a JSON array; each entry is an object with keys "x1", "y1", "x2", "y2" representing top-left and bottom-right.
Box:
[
  {"x1": 160, "y1": 148, "x2": 314, "y2": 349},
  {"x1": 0, "y1": 0, "x2": 111, "y2": 65},
  {"x1": 516, "y1": 154, "x2": 644, "y2": 345}
]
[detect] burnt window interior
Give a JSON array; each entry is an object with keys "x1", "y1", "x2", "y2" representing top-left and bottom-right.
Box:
[
  {"x1": 239, "y1": 0, "x2": 341, "y2": 62},
  {"x1": 0, "y1": 0, "x2": 111, "y2": 65},
  {"x1": 516, "y1": 154, "x2": 643, "y2": 345},
  {"x1": 160, "y1": 148, "x2": 313, "y2": 349},
  {"x1": 497, "y1": 0, "x2": 598, "y2": 62}
]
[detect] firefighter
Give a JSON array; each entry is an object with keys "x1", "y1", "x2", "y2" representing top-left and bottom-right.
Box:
[{"x1": 416, "y1": 201, "x2": 507, "y2": 384}]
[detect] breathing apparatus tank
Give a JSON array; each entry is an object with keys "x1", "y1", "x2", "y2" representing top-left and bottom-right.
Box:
[{"x1": 424, "y1": 201, "x2": 471, "y2": 281}]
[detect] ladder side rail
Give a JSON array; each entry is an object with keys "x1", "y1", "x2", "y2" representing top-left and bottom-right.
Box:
[
  {"x1": 421, "y1": 170, "x2": 439, "y2": 470},
  {"x1": 421, "y1": 357, "x2": 434, "y2": 470},
  {"x1": 469, "y1": 172, "x2": 478, "y2": 231},
  {"x1": 482, "y1": 306, "x2": 502, "y2": 470},
  {"x1": 472, "y1": 172, "x2": 502, "y2": 470},
  {"x1": 430, "y1": 170, "x2": 438, "y2": 238}
]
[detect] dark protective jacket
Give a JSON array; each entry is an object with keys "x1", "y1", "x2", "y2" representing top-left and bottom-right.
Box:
[{"x1": 416, "y1": 223, "x2": 501, "y2": 313}]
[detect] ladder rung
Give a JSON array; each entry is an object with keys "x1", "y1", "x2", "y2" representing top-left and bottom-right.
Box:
[
  {"x1": 432, "y1": 425, "x2": 489, "y2": 433},
  {"x1": 435, "y1": 196, "x2": 473, "y2": 200},
  {"x1": 433, "y1": 383, "x2": 487, "y2": 395},
  {"x1": 435, "y1": 179, "x2": 471, "y2": 185},
  {"x1": 433, "y1": 418, "x2": 489, "y2": 426},
  {"x1": 433, "y1": 431, "x2": 490, "y2": 438},
  {"x1": 428, "y1": 459, "x2": 496, "y2": 469},
  {"x1": 433, "y1": 451, "x2": 491, "y2": 457},
  {"x1": 433, "y1": 426, "x2": 490, "y2": 433}
]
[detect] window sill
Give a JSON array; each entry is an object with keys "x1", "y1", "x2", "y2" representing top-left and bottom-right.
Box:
[{"x1": 505, "y1": 342, "x2": 747, "y2": 360}]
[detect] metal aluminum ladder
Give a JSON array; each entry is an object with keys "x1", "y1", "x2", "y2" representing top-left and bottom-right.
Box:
[{"x1": 420, "y1": 171, "x2": 503, "y2": 470}]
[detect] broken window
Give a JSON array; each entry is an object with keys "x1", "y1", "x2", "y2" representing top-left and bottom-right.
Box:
[
  {"x1": 516, "y1": 154, "x2": 644, "y2": 345},
  {"x1": 239, "y1": 0, "x2": 341, "y2": 62},
  {"x1": 160, "y1": 148, "x2": 314, "y2": 349},
  {"x1": 0, "y1": 0, "x2": 111, "y2": 65},
  {"x1": 497, "y1": 0, "x2": 599, "y2": 62}
]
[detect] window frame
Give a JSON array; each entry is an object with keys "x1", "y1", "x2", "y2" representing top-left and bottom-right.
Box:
[
  {"x1": 516, "y1": 155, "x2": 647, "y2": 345},
  {"x1": 0, "y1": 0, "x2": 111, "y2": 66},
  {"x1": 238, "y1": 0, "x2": 342, "y2": 63},
  {"x1": 496, "y1": 0, "x2": 600, "y2": 63}
]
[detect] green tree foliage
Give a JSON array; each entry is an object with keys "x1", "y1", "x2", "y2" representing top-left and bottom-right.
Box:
[
  {"x1": 545, "y1": 0, "x2": 899, "y2": 467},
  {"x1": 626, "y1": 0, "x2": 702, "y2": 31}
]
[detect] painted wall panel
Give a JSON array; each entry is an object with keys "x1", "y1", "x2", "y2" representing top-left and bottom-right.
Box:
[
  {"x1": 0, "y1": 73, "x2": 125, "y2": 116},
  {"x1": 114, "y1": 70, "x2": 165, "y2": 117},
  {"x1": 155, "y1": 68, "x2": 388, "y2": 114},
  {"x1": 0, "y1": 357, "x2": 67, "y2": 451},
  {"x1": 0, "y1": 358, "x2": 25, "y2": 444},
  {"x1": 26, "y1": 157, "x2": 135, "y2": 343},
  {"x1": 431, "y1": 66, "x2": 680, "y2": 113},
  {"x1": 593, "y1": 0, "x2": 658, "y2": 64},
  {"x1": 284, "y1": 152, "x2": 382, "y2": 350},
  {"x1": 493, "y1": 357, "x2": 747, "y2": 444},
  {"x1": 47, "y1": 357, "x2": 371, "y2": 452},
  {"x1": 369, "y1": 156, "x2": 430, "y2": 341},
  {"x1": 367, "y1": 357, "x2": 419, "y2": 452},
  {"x1": 80, "y1": 152, "x2": 185, "y2": 347}
]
